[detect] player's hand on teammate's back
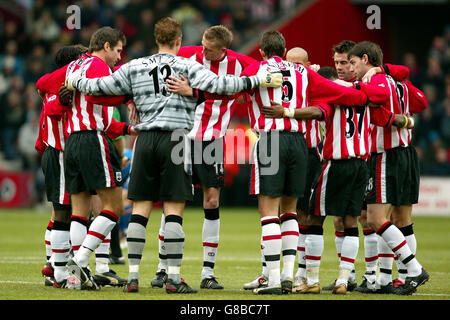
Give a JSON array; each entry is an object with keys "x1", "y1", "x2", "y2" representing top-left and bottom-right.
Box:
[
  {"x1": 129, "y1": 126, "x2": 139, "y2": 136},
  {"x1": 166, "y1": 74, "x2": 193, "y2": 96},
  {"x1": 362, "y1": 66, "x2": 381, "y2": 84},
  {"x1": 367, "y1": 101, "x2": 380, "y2": 108},
  {"x1": 127, "y1": 101, "x2": 140, "y2": 125},
  {"x1": 58, "y1": 85, "x2": 73, "y2": 106},
  {"x1": 65, "y1": 68, "x2": 82, "y2": 91},
  {"x1": 261, "y1": 100, "x2": 284, "y2": 118},
  {"x1": 310, "y1": 64, "x2": 321, "y2": 72},
  {"x1": 257, "y1": 66, "x2": 283, "y2": 88},
  {"x1": 333, "y1": 79, "x2": 353, "y2": 87}
]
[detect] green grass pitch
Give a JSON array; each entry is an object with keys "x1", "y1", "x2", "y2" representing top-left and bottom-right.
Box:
[{"x1": 0, "y1": 207, "x2": 449, "y2": 301}]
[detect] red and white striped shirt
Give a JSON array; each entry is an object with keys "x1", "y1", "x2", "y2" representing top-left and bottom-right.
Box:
[
  {"x1": 35, "y1": 68, "x2": 70, "y2": 153},
  {"x1": 304, "y1": 119, "x2": 322, "y2": 149},
  {"x1": 367, "y1": 74, "x2": 411, "y2": 153},
  {"x1": 39, "y1": 94, "x2": 67, "y2": 152},
  {"x1": 178, "y1": 46, "x2": 257, "y2": 141},
  {"x1": 65, "y1": 53, "x2": 125, "y2": 134},
  {"x1": 317, "y1": 103, "x2": 371, "y2": 160},
  {"x1": 241, "y1": 56, "x2": 368, "y2": 135}
]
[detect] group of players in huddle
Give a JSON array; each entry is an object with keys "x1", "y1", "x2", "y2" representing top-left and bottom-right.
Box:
[{"x1": 36, "y1": 16, "x2": 428, "y2": 296}]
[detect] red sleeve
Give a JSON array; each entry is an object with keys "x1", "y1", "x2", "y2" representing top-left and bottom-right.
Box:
[
  {"x1": 105, "y1": 116, "x2": 129, "y2": 139},
  {"x1": 240, "y1": 62, "x2": 261, "y2": 96},
  {"x1": 312, "y1": 102, "x2": 332, "y2": 122},
  {"x1": 36, "y1": 73, "x2": 52, "y2": 92},
  {"x1": 36, "y1": 65, "x2": 68, "y2": 95},
  {"x1": 34, "y1": 107, "x2": 47, "y2": 155},
  {"x1": 45, "y1": 94, "x2": 70, "y2": 119},
  {"x1": 226, "y1": 49, "x2": 258, "y2": 68},
  {"x1": 369, "y1": 106, "x2": 395, "y2": 128},
  {"x1": 85, "y1": 95, "x2": 126, "y2": 105},
  {"x1": 357, "y1": 74, "x2": 391, "y2": 105},
  {"x1": 178, "y1": 46, "x2": 202, "y2": 58},
  {"x1": 383, "y1": 64, "x2": 410, "y2": 82},
  {"x1": 405, "y1": 80, "x2": 427, "y2": 114},
  {"x1": 307, "y1": 67, "x2": 367, "y2": 106},
  {"x1": 85, "y1": 58, "x2": 126, "y2": 105},
  {"x1": 202, "y1": 91, "x2": 241, "y2": 101}
]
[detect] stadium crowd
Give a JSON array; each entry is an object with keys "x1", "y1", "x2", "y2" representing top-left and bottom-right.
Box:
[{"x1": 0, "y1": 0, "x2": 301, "y2": 205}]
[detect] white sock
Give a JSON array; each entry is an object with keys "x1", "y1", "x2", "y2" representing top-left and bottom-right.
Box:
[
  {"x1": 363, "y1": 229, "x2": 379, "y2": 282},
  {"x1": 45, "y1": 220, "x2": 53, "y2": 262},
  {"x1": 70, "y1": 215, "x2": 88, "y2": 255},
  {"x1": 127, "y1": 214, "x2": 148, "y2": 280},
  {"x1": 261, "y1": 216, "x2": 282, "y2": 287},
  {"x1": 76, "y1": 211, "x2": 118, "y2": 268},
  {"x1": 335, "y1": 230, "x2": 344, "y2": 262},
  {"x1": 202, "y1": 208, "x2": 220, "y2": 279},
  {"x1": 157, "y1": 213, "x2": 167, "y2": 272},
  {"x1": 378, "y1": 222, "x2": 422, "y2": 278},
  {"x1": 51, "y1": 221, "x2": 71, "y2": 283},
  {"x1": 95, "y1": 232, "x2": 111, "y2": 274},
  {"x1": 377, "y1": 235, "x2": 394, "y2": 286},
  {"x1": 295, "y1": 224, "x2": 307, "y2": 281},
  {"x1": 397, "y1": 224, "x2": 417, "y2": 282},
  {"x1": 337, "y1": 229, "x2": 359, "y2": 286},
  {"x1": 280, "y1": 212, "x2": 299, "y2": 281},
  {"x1": 261, "y1": 237, "x2": 268, "y2": 278},
  {"x1": 305, "y1": 225, "x2": 324, "y2": 286}
]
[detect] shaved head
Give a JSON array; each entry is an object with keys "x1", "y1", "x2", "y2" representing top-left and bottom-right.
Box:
[{"x1": 286, "y1": 47, "x2": 310, "y2": 66}]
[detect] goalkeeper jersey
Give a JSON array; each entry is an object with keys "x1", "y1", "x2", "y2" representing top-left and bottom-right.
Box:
[{"x1": 72, "y1": 52, "x2": 258, "y2": 132}]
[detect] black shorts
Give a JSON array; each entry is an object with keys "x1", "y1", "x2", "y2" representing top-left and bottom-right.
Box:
[
  {"x1": 192, "y1": 138, "x2": 225, "y2": 188},
  {"x1": 41, "y1": 146, "x2": 70, "y2": 205},
  {"x1": 250, "y1": 131, "x2": 308, "y2": 198},
  {"x1": 127, "y1": 130, "x2": 193, "y2": 202},
  {"x1": 297, "y1": 147, "x2": 322, "y2": 212},
  {"x1": 64, "y1": 131, "x2": 123, "y2": 194},
  {"x1": 309, "y1": 158, "x2": 369, "y2": 217},
  {"x1": 365, "y1": 145, "x2": 420, "y2": 206}
]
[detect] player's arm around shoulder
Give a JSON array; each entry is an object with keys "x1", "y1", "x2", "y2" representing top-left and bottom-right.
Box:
[
  {"x1": 261, "y1": 100, "x2": 324, "y2": 120},
  {"x1": 69, "y1": 59, "x2": 132, "y2": 96}
]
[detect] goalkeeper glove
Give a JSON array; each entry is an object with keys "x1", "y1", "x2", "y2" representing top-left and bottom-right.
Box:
[
  {"x1": 65, "y1": 68, "x2": 82, "y2": 91},
  {"x1": 257, "y1": 66, "x2": 283, "y2": 88}
]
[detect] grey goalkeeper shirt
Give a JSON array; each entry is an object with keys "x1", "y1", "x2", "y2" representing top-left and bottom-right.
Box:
[{"x1": 73, "y1": 53, "x2": 260, "y2": 131}]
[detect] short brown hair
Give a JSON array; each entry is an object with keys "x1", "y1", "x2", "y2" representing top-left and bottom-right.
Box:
[
  {"x1": 260, "y1": 30, "x2": 285, "y2": 58},
  {"x1": 154, "y1": 17, "x2": 182, "y2": 47},
  {"x1": 347, "y1": 41, "x2": 383, "y2": 67},
  {"x1": 54, "y1": 44, "x2": 88, "y2": 68},
  {"x1": 203, "y1": 25, "x2": 233, "y2": 49},
  {"x1": 89, "y1": 27, "x2": 126, "y2": 52},
  {"x1": 332, "y1": 40, "x2": 356, "y2": 54}
]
